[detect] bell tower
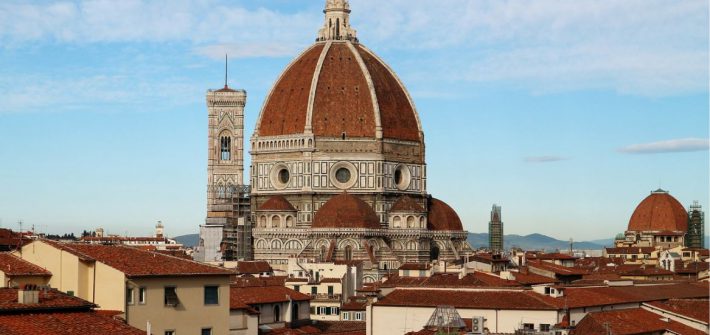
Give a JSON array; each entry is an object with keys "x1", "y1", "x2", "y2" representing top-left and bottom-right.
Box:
[
  {"x1": 206, "y1": 55, "x2": 246, "y2": 205},
  {"x1": 196, "y1": 55, "x2": 251, "y2": 262}
]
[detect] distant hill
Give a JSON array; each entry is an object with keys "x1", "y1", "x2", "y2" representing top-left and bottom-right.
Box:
[
  {"x1": 174, "y1": 233, "x2": 199, "y2": 247},
  {"x1": 468, "y1": 233, "x2": 607, "y2": 251}
]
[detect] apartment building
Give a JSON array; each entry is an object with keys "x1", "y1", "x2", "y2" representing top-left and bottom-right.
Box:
[{"x1": 15, "y1": 239, "x2": 232, "y2": 335}]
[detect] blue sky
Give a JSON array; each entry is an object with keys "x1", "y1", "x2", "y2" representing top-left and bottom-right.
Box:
[{"x1": 0, "y1": 0, "x2": 707, "y2": 240}]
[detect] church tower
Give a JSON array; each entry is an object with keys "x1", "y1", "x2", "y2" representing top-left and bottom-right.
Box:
[
  {"x1": 206, "y1": 56, "x2": 246, "y2": 202},
  {"x1": 195, "y1": 56, "x2": 251, "y2": 262}
]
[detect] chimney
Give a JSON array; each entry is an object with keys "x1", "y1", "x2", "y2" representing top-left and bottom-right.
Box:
[{"x1": 18, "y1": 284, "x2": 39, "y2": 304}]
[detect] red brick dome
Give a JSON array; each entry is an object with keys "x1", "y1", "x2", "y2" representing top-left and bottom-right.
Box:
[
  {"x1": 312, "y1": 193, "x2": 380, "y2": 229},
  {"x1": 428, "y1": 198, "x2": 463, "y2": 231},
  {"x1": 256, "y1": 41, "x2": 422, "y2": 142},
  {"x1": 628, "y1": 189, "x2": 688, "y2": 232},
  {"x1": 390, "y1": 196, "x2": 425, "y2": 213},
  {"x1": 258, "y1": 195, "x2": 297, "y2": 212}
]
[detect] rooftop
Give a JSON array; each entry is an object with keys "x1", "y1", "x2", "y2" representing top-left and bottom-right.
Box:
[
  {"x1": 0, "y1": 288, "x2": 93, "y2": 312},
  {"x1": 374, "y1": 289, "x2": 559, "y2": 310},
  {"x1": 0, "y1": 311, "x2": 145, "y2": 335},
  {"x1": 644, "y1": 299, "x2": 710, "y2": 324},
  {"x1": 38, "y1": 240, "x2": 232, "y2": 277},
  {"x1": 0, "y1": 253, "x2": 51, "y2": 277},
  {"x1": 573, "y1": 307, "x2": 706, "y2": 335}
]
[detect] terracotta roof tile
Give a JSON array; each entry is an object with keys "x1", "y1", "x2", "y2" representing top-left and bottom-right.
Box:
[
  {"x1": 427, "y1": 198, "x2": 463, "y2": 231},
  {"x1": 313, "y1": 193, "x2": 380, "y2": 229},
  {"x1": 235, "y1": 261, "x2": 273, "y2": 275},
  {"x1": 375, "y1": 289, "x2": 559, "y2": 310},
  {"x1": 0, "y1": 311, "x2": 145, "y2": 335},
  {"x1": 390, "y1": 196, "x2": 425, "y2": 213},
  {"x1": 39, "y1": 241, "x2": 231, "y2": 277},
  {"x1": 538, "y1": 253, "x2": 577, "y2": 260},
  {"x1": 573, "y1": 308, "x2": 706, "y2": 335},
  {"x1": 381, "y1": 272, "x2": 520, "y2": 289},
  {"x1": 0, "y1": 253, "x2": 51, "y2": 276},
  {"x1": 644, "y1": 299, "x2": 709, "y2": 324},
  {"x1": 0, "y1": 288, "x2": 93, "y2": 312},
  {"x1": 628, "y1": 190, "x2": 688, "y2": 232},
  {"x1": 558, "y1": 282, "x2": 709, "y2": 308},
  {"x1": 230, "y1": 284, "x2": 310, "y2": 307},
  {"x1": 258, "y1": 196, "x2": 297, "y2": 212}
]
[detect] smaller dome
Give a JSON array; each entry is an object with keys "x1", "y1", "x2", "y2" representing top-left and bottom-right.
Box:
[
  {"x1": 390, "y1": 196, "x2": 425, "y2": 213},
  {"x1": 628, "y1": 189, "x2": 688, "y2": 232},
  {"x1": 428, "y1": 198, "x2": 463, "y2": 231},
  {"x1": 258, "y1": 195, "x2": 297, "y2": 212},
  {"x1": 313, "y1": 193, "x2": 380, "y2": 229}
]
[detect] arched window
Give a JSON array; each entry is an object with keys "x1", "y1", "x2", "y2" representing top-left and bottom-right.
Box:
[
  {"x1": 260, "y1": 216, "x2": 267, "y2": 228},
  {"x1": 286, "y1": 216, "x2": 294, "y2": 227},
  {"x1": 392, "y1": 216, "x2": 401, "y2": 228},
  {"x1": 336, "y1": 18, "x2": 340, "y2": 38},
  {"x1": 319, "y1": 245, "x2": 326, "y2": 262},
  {"x1": 419, "y1": 216, "x2": 426, "y2": 228},
  {"x1": 430, "y1": 245, "x2": 440, "y2": 261},
  {"x1": 406, "y1": 241, "x2": 417, "y2": 250},
  {"x1": 256, "y1": 239, "x2": 267, "y2": 249},
  {"x1": 271, "y1": 239, "x2": 282, "y2": 249},
  {"x1": 407, "y1": 216, "x2": 415, "y2": 228},
  {"x1": 345, "y1": 245, "x2": 353, "y2": 261},
  {"x1": 274, "y1": 305, "x2": 281, "y2": 322},
  {"x1": 220, "y1": 136, "x2": 231, "y2": 160},
  {"x1": 271, "y1": 216, "x2": 281, "y2": 228}
]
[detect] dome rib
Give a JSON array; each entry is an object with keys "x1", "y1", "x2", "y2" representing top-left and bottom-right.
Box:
[
  {"x1": 311, "y1": 42, "x2": 376, "y2": 138},
  {"x1": 304, "y1": 41, "x2": 332, "y2": 133},
  {"x1": 257, "y1": 44, "x2": 324, "y2": 136}
]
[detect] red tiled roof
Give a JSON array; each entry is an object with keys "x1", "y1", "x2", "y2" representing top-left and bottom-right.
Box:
[
  {"x1": 627, "y1": 190, "x2": 688, "y2": 232},
  {"x1": 0, "y1": 311, "x2": 145, "y2": 334},
  {"x1": 381, "y1": 272, "x2": 520, "y2": 289},
  {"x1": 470, "y1": 253, "x2": 509, "y2": 264},
  {"x1": 558, "y1": 282, "x2": 709, "y2": 308},
  {"x1": 510, "y1": 271, "x2": 559, "y2": 285},
  {"x1": 375, "y1": 289, "x2": 559, "y2": 310},
  {"x1": 258, "y1": 195, "x2": 297, "y2": 212},
  {"x1": 427, "y1": 198, "x2": 463, "y2": 231},
  {"x1": 39, "y1": 241, "x2": 231, "y2": 277},
  {"x1": 538, "y1": 253, "x2": 577, "y2": 260},
  {"x1": 0, "y1": 288, "x2": 93, "y2": 312},
  {"x1": 675, "y1": 261, "x2": 710, "y2": 274},
  {"x1": 645, "y1": 299, "x2": 710, "y2": 324},
  {"x1": 341, "y1": 297, "x2": 367, "y2": 311},
  {"x1": 398, "y1": 263, "x2": 431, "y2": 271},
  {"x1": 620, "y1": 266, "x2": 674, "y2": 277},
  {"x1": 312, "y1": 193, "x2": 380, "y2": 229},
  {"x1": 527, "y1": 260, "x2": 589, "y2": 276},
  {"x1": 230, "y1": 284, "x2": 310, "y2": 307},
  {"x1": 235, "y1": 261, "x2": 273, "y2": 275},
  {"x1": 0, "y1": 253, "x2": 51, "y2": 276},
  {"x1": 572, "y1": 308, "x2": 706, "y2": 335},
  {"x1": 80, "y1": 236, "x2": 169, "y2": 242},
  {"x1": 390, "y1": 196, "x2": 425, "y2": 213}
]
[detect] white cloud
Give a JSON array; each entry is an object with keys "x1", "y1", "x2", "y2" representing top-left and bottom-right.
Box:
[
  {"x1": 0, "y1": 0, "x2": 706, "y2": 95},
  {"x1": 524, "y1": 156, "x2": 568, "y2": 163},
  {"x1": 618, "y1": 138, "x2": 710, "y2": 154}
]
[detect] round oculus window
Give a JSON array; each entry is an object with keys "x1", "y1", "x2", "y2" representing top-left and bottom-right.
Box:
[
  {"x1": 278, "y1": 168, "x2": 290, "y2": 184},
  {"x1": 394, "y1": 169, "x2": 402, "y2": 185},
  {"x1": 335, "y1": 168, "x2": 351, "y2": 183}
]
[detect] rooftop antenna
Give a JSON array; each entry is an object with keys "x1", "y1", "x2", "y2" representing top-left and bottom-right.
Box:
[{"x1": 224, "y1": 53, "x2": 228, "y2": 88}]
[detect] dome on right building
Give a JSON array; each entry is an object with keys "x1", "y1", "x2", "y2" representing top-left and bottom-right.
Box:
[{"x1": 627, "y1": 189, "x2": 688, "y2": 232}]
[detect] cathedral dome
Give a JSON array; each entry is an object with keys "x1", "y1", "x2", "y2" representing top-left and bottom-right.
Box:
[
  {"x1": 428, "y1": 198, "x2": 464, "y2": 231},
  {"x1": 254, "y1": 2, "x2": 422, "y2": 143},
  {"x1": 628, "y1": 189, "x2": 688, "y2": 232},
  {"x1": 312, "y1": 193, "x2": 380, "y2": 229},
  {"x1": 258, "y1": 195, "x2": 297, "y2": 212}
]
